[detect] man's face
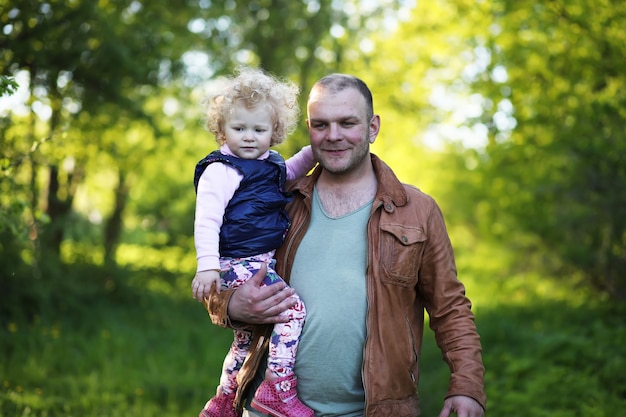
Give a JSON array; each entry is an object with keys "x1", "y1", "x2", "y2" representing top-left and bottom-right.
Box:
[{"x1": 306, "y1": 87, "x2": 379, "y2": 175}]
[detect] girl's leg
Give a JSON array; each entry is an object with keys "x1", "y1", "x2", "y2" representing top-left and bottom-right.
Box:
[
  {"x1": 223, "y1": 256, "x2": 307, "y2": 377},
  {"x1": 217, "y1": 259, "x2": 256, "y2": 394},
  {"x1": 247, "y1": 259, "x2": 313, "y2": 417},
  {"x1": 219, "y1": 328, "x2": 253, "y2": 394},
  {"x1": 200, "y1": 259, "x2": 252, "y2": 417},
  {"x1": 266, "y1": 269, "x2": 306, "y2": 377}
]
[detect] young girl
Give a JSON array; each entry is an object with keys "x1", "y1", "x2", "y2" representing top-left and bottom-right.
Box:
[{"x1": 192, "y1": 67, "x2": 315, "y2": 417}]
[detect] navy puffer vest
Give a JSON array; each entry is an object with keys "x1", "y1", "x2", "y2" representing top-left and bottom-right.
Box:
[{"x1": 194, "y1": 150, "x2": 292, "y2": 258}]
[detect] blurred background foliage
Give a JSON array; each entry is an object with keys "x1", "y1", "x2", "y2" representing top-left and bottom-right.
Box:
[{"x1": 1, "y1": 0, "x2": 625, "y2": 416}]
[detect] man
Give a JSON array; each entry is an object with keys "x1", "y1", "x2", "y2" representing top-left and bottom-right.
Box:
[{"x1": 206, "y1": 74, "x2": 486, "y2": 417}]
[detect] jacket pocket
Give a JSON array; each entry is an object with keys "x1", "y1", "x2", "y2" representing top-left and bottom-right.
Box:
[{"x1": 379, "y1": 223, "x2": 426, "y2": 286}]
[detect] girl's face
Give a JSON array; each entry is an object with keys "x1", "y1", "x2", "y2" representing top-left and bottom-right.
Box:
[{"x1": 223, "y1": 102, "x2": 274, "y2": 160}]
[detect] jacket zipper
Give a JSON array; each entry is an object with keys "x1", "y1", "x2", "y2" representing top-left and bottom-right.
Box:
[
  {"x1": 282, "y1": 208, "x2": 309, "y2": 282},
  {"x1": 362, "y1": 199, "x2": 383, "y2": 415},
  {"x1": 406, "y1": 317, "x2": 418, "y2": 384}
]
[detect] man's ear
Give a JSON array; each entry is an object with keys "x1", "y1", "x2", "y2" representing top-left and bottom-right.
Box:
[{"x1": 369, "y1": 114, "x2": 381, "y2": 144}]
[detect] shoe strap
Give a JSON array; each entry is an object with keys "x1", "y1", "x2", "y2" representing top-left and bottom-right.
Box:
[{"x1": 275, "y1": 376, "x2": 298, "y2": 401}]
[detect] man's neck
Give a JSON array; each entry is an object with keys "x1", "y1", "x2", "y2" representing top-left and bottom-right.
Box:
[{"x1": 316, "y1": 164, "x2": 377, "y2": 218}]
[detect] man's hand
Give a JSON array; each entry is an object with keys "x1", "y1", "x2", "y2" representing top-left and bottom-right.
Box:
[
  {"x1": 438, "y1": 396, "x2": 484, "y2": 417},
  {"x1": 227, "y1": 263, "x2": 297, "y2": 324}
]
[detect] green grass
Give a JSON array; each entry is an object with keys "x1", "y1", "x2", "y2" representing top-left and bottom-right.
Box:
[
  {"x1": 419, "y1": 301, "x2": 626, "y2": 416},
  {"x1": 0, "y1": 263, "x2": 233, "y2": 417},
  {"x1": 2, "y1": 254, "x2": 625, "y2": 416}
]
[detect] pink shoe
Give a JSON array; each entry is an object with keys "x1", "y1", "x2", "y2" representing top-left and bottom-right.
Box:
[
  {"x1": 199, "y1": 387, "x2": 242, "y2": 417},
  {"x1": 250, "y1": 374, "x2": 314, "y2": 417}
]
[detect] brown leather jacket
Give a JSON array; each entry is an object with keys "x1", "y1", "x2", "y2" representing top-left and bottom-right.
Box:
[{"x1": 207, "y1": 154, "x2": 486, "y2": 416}]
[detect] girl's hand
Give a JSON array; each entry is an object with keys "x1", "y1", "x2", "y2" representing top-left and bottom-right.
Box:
[{"x1": 192, "y1": 269, "x2": 221, "y2": 301}]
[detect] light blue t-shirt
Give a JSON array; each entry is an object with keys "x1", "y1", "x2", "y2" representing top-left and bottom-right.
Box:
[{"x1": 288, "y1": 188, "x2": 371, "y2": 417}]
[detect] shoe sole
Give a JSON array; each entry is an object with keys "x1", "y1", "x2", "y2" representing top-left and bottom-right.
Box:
[{"x1": 250, "y1": 399, "x2": 288, "y2": 417}]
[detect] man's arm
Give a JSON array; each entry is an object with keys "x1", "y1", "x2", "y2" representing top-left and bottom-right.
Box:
[
  {"x1": 205, "y1": 263, "x2": 297, "y2": 328},
  {"x1": 419, "y1": 203, "x2": 486, "y2": 410}
]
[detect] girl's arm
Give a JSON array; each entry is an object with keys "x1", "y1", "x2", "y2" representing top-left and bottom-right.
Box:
[
  {"x1": 192, "y1": 162, "x2": 242, "y2": 301},
  {"x1": 285, "y1": 145, "x2": 316, "y2": 180}
]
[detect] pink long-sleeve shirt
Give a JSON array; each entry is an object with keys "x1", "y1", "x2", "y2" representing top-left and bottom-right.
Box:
[{"x1": 194, "y1": 144, "x2": 315, "y2": 272}]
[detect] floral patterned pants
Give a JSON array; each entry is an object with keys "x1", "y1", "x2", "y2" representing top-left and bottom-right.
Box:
[{"x1": 217, "y1": 252, "x2": 307, "y2": 394}]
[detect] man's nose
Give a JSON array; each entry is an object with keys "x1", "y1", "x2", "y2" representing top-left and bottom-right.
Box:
[{"x1": 327, "y1": 123, "x2": 340, "y2": 140}]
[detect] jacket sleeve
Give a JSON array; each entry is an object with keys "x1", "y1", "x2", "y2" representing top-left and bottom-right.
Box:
[
  {"x1": 195, "y1": 163, "x2": 241, "y2": 272},
  {"x1": 418, "y1": 202, "x2": 487, "y2": 410},
  {"x1": 204, "y1": 288, "x2": 252, "y2": 330}
]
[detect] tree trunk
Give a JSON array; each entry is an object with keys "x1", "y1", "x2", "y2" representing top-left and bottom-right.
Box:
[
  {"x1": 104, "y1": 170, "x2": 129, "y2": 266},
  {"x1": 42, "y1": 165, "x2": 72, "y2": 257}
]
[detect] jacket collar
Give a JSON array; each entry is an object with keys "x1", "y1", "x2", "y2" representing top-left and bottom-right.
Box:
[{"x1": 290, "y1": 153, "x2": 408, "y2": 209}]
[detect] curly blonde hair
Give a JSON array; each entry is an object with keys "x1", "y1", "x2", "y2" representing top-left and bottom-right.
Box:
[{"x1": 203, "y1": 67, "x2": 300, "y2": 146}]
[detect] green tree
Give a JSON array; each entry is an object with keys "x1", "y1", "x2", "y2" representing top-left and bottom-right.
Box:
[
  {"x1": 1, "y1": 0, "x2": 206, "y2": 264},
  {"x1": 1, "y1": 0, "x2": 413, "y2": 279},
  {"x1": 457, "y1": 0, "x2": 626, "y2": 299},
  {"x1": 0, "y1": 75, "x2": 17, "y2": 96},
  {"x1": 346, "y1": 0, "x2": 626, "y2": 300}
]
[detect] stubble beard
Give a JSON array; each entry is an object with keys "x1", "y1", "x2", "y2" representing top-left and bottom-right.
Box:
[{"x1": 315, "y1": 139, "x2": 370, "y2": 176}]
